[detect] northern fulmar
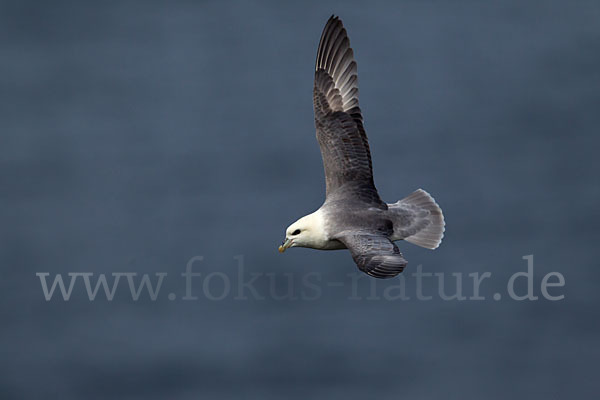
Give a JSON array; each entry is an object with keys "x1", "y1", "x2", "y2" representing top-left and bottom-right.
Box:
[{"x1": 278, "y1": 16, "x2": 445, "y2": 279}]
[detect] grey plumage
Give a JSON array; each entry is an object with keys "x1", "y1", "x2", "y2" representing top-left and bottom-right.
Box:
[
  {"x1": 314, "y1": 16, "x2": 378, "y2": 203},
  {"x1": 338, "y1": 232, "x2": 408, "y2": 279},
  {"x1": 281, "y1": 16, "x2": 445, "y2": 279}
]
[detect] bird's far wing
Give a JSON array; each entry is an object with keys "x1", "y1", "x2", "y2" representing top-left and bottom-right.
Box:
[
  {"x1": 314, "y1": 16, "x2": 383, "y2": 206},
  {"x1": 336, "y1": 232, "x2": 408, "y2": 279}
]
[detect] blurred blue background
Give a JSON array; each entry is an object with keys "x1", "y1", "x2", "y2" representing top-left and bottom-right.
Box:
[{"x1": 1, "y1": 0, "x2": 599, "y2": 399}]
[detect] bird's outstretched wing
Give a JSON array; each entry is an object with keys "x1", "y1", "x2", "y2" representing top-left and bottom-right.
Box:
[
  {"x1": 314, "y1": 16, "x2": 383, "y2": 206},
  {"x1": 336, "y1": 232, "x2": 408, "y2": 278}
]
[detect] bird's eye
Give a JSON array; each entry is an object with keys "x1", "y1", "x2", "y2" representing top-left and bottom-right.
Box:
[{"x1": 292, "y1": 229, "x2": 301, "y2": 235}]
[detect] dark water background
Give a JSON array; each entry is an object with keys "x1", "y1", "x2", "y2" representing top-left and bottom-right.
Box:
[{"x1": 2, "y1": 1, "x2": 599, "y2": 399}]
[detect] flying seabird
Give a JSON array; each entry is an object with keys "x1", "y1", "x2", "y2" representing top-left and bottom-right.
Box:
[{"x1": 278, "y1": 16, "x2": 445, "y2": 278}]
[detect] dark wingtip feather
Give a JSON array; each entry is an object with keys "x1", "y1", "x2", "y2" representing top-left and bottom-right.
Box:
[{"x1": 315, "y1": 16, "x2": 361, "y2": 115}]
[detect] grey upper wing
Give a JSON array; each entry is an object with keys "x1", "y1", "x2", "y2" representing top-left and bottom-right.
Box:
[
  {"x1": 313, "y1": 16, "x2": 383, "y2": 206},
  {"x1": 336, "y1": 232, "x2": 408, "y2": 279}
]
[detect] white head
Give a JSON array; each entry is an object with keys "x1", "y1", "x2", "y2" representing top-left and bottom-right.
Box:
[{"x1": 278, "y1": 210, "x2": 328, "y2": 252}]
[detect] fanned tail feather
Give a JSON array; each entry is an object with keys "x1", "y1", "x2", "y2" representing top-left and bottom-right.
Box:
[{"x1": 399, "y1": 189, "x2": 445, "y2": 249}]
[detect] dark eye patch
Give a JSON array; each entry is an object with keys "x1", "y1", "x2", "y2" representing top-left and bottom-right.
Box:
[{"x1": 292, "y1": 229, "x2": 301, "y2": 235}]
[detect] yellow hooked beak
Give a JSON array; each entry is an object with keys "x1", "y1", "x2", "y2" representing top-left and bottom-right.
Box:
[{"x1": 278, "y1": 238, "x2": 293, "y2": 253}]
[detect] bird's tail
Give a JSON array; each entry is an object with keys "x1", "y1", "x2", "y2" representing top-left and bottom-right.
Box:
[{"x1": 397, "y1": 189, "x2": 445, "y2": 250}]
